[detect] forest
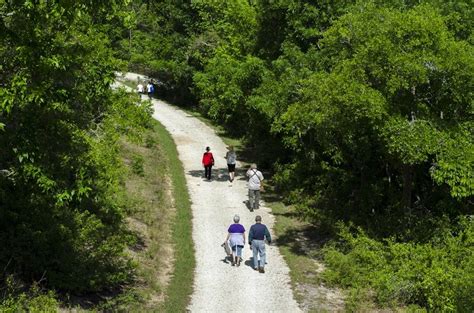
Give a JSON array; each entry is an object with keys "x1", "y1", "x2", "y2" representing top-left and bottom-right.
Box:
[{"x1": 1, "y1": 0, "x2": 472, "y2": 311}]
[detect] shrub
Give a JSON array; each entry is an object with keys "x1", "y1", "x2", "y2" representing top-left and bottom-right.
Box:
[
  {"x1": 0, "y1": 277, "x2": 58, "y2": 312},
  {"x1": 131, "y1": 155, "x2": 145, "y2": 176},
  {"x1": 322, "y1": 218, "x2": 474, "y2": 311}
]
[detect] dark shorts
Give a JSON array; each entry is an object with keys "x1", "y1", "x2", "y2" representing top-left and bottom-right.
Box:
[
  {"x1": 231, "y1": 245, "x2": 244, "y2": 251},
  {"x1": 227, "y1": 164, "x2": 236, "y2": 172}
]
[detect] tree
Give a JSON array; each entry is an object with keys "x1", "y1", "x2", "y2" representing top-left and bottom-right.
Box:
[
  {"x1": 274, "y1": 3, "x2": 473, "y2": 232},
  {"x1": 0, "y1": 0, "x2": 134, "y2": 291}
]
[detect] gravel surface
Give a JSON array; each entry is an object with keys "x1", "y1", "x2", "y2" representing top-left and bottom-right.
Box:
[{"x1": 122, "y1": 73, "x2": 301, "y2": 313}]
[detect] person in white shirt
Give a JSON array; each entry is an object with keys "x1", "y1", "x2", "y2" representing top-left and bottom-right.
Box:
[
  {"x1": 146, "y1": 82, "x2": 155, "y2": 99},
  {"x1": 225, "y1": 145, "x2": 237, "y2": 182},
  {"x1": 137, "y1": 82, "x2": 144, "y2": 94},
  {"x1": 246, "y1": 163, "x2": 264, "y2": 211}
]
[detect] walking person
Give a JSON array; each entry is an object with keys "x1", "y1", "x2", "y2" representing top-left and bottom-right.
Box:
[
  {"x1": 146, "y1": 81, "x2": 154, "y2": 99},
  {"x1": 224, "y1": 215, "x2": 246, "y2": 266},
  {"x1": 248, "y1": 215, "x2": 271, "y2": 273},
  {"x1": 246, "y1": 163, "x2": 264, "y2": 211},
  {"x1": 137, "y1": 81, "x2": 144, "y2": 95},
  {"x1": 225, "y1": 145, "x2": 237, "y2": 182},
  {"x1": 202, "y1": 146, "x2": 214, "y2": 180}
]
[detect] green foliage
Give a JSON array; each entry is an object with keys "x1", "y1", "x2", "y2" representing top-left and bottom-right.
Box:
[
  {"x1": 270, "y1": 4, "x2": 473, "y2": 233},
  {"x1": 131, "y1": 155, "x2": 145, "y2": 176},
  {"x1": 145, "y1": 134, "x2": 157, "y2": 148},
  {"x1": 176, "y1": 2, "x2": 472, "y2": 309},
  {"x1": 0, "y1": 277, "x2": 58, "y2": 312},
  {"x1": 190, "y1": 0, "x2": 257, "y2": 56},
  {"x1": 323, "y1": 218, "x2": 474, "y2": 311},
  {"x1": 0, "y1": 0, "x2": 151, "y2": 295},
  {"x1": 6, "y1": 0, "x2": 461, "y2": 310},
  {"x1": 255, "y1": 0, "x2": 356, "y2": 59},
  {"x1": 194, "y1": 53, "x2": 267, "y2": 135}
]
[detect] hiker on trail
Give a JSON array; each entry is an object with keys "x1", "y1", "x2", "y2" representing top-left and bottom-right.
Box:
[
  {"x1": 146, "y1": 81, "x2": 154, "y2": 99},
  {"x1": 224, "y1": 214, "x2": 246, "y2": 267},
  {"x1": 225, "y1": 145, "x2": 237, "y2": 182},
  {"x1": 137, "y1": 82, "x2": 144, "y2": 95},
  {"x1": 246, "y1": 163, "x2": 264, "y2": 211},
  {"x1": 249, "y1": 215, "x2": 271, "y2": 273},
  {"x1": 202, "y1": 146, "x2": 214, "y2": 180}
]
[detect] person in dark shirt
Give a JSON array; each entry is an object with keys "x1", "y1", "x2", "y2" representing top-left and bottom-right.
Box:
[{"x1": 248, "y1": 215, "x2": 272, "y2": 273}]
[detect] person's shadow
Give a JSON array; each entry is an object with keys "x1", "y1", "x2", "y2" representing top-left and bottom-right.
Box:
[
  {"x1": 244, "y1": 258, "x2": 254, "y2": 269},
  {"x1": 188, "y1": 168, "x2": 231, "y2": 182},
  {"x1": 243, "y1": 200, "x2": 252, "y2": 211},
  {"x1": 244, "y1": 256, "x2": 267, "y2": 269},
  {"x1": 221, "y1": 255, "x2": 233, "y2": 265}
]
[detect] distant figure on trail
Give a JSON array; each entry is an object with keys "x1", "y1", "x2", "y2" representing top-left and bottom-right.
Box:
[
  {"x1": 137, "y1": 82, "x2": 144, "y2": 95},
  {"x1": 249, "y1": 215, "x2": 271, "y2": 273},
  {"x1": 224, "y1": 214, "x2": 246, "y2": 267},
  {"x1": 225, "y1": 145, "x2": 237, "y2": 183},
  {"x1": 202, "y1": 146, "x2": 214, "y2": 180},
  {"x1": 246, "y1": 163, "x2": 264, "y2": 211},
  {"x1": 146, "y1": 81, "x2": 154, "y2": 99}
]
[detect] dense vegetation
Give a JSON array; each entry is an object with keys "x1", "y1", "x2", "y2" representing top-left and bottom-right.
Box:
[
  {"x1": 0, "y1": 0, "x2": 161, "y2": 310},
  {"x1": 1, "y1": 0, "x2": 472, "y2": 311},
  {"x1": 119, "y1": 0, "x2": 473, "y2": 310}
]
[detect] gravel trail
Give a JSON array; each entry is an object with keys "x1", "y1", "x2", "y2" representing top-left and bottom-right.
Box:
[{"x1": 122, "y1": 73, "x2": 301, "y2": 313}]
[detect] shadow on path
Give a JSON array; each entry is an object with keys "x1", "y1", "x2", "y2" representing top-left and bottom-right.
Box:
[{"x1": 187, "y1": 168, "x2": 232, "y2": 182}]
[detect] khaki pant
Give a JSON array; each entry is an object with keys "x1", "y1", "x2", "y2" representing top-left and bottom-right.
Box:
[{"x1": 248, "y1": 189, "x2": 260, "y2": 211}]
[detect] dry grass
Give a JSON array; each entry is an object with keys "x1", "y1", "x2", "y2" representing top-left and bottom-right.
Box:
[{"x1": 118, "y1": 127, "x2": 177, "y2": 310}]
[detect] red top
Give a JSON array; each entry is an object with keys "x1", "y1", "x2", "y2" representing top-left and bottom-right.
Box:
[{"x1": 202, "y1": 152, "x2": 214, "y2": 166}]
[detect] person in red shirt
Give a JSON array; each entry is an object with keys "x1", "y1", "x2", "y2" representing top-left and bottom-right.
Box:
[{"x1": 202, "y1": 146, "x2": 214, "y2": 180}]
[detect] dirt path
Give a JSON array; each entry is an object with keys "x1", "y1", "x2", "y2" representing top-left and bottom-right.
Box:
[{"x1": 121, "y1": 73, "x2": 301, "y2": 313}]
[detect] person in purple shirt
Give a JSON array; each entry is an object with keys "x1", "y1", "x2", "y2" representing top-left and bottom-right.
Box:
[{"x1": 224, "y1": 215, "x2": 246, "y2": 266}]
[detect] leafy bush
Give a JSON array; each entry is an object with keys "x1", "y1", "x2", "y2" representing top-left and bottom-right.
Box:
[
  {"x1": 145, "y1": 134, "x2": 157, "y2": 148},
  {"x1": 323, "y1": 218, "x2": 474, "y2": 311},
  {"x1": 0, "y1": 277, "x2": 58, "y2": 312},
  {"x1": 131, "y1": 155, "x2": 145, "y2": 176}
]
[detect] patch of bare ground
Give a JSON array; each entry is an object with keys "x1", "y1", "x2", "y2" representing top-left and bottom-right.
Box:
[{"x1": 290, "y1": 236, "x2": 345, "y2": 312}]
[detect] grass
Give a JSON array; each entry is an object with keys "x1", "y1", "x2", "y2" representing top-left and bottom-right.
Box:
[
  {"x1": 152, "y1": 120, "x2": 194, "y2": 312},
  {"x1": 267, "y1": 199, "x2": 345, "y2": 312},
  {"x1": 103, "y1": 118, "x2": 194, "y2": 312}
]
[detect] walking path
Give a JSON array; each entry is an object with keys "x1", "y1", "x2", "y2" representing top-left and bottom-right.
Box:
[{"x1": 121, "y1": 73, "x2": 301, "y2": 313}]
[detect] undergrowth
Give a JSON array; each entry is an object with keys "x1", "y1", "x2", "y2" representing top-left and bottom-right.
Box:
[{"x1": 322, "y1": 217, "x2": 474, "y2": 311}]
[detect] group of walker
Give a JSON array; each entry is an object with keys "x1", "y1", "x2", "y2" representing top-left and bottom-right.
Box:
[
  {"x1": 137, "y1": 80, "x2": 155, "y2": 99},
  {"x1": 224, "y1": 214, "x2": 271, "y2": 273},
  {"x1": 202, "y1": 146, "x2": 270, "y2": 273},
  {"x1": 201, "y1": 146, "x2": 264, "y2": 212}
]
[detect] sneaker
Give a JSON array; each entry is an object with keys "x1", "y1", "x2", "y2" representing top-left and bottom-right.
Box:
[
  {"x1": 254, "y1": 267, "x2": 259, "y2": 271},
  {"x1": 259, "y1": 267, "x2": 265, "y2": 273}
]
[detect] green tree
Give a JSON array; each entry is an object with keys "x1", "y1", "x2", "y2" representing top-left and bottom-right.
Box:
[
  {"x1": 0, "y1": 0, "x2": 137, "y2": 292},
  {"x1": 274, "y1": 4, "x2": 473, "y2": 233}
]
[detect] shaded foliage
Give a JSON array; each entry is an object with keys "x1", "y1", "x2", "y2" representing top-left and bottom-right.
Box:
[{"x1": 0, "y1": 0, "x2": 152, "y2": 294}]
